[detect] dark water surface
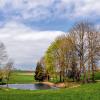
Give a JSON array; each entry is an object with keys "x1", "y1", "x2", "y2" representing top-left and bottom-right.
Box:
[{"x1": 1, "y1": 83, "x2": 56, "y2": 90}]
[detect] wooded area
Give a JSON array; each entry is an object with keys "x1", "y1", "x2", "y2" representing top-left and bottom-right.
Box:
[{"x1": 35, "y1": 21, "x2": 100, "y2": 83}]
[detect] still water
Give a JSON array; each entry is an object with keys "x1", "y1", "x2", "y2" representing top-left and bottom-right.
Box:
[{"x1": 1, "y1": 83, "x2": 55, "y2": 90}]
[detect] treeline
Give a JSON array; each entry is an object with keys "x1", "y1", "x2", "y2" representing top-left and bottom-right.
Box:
[{"x1": 35, "y1": 21, "x2": 100, "y2": 83}]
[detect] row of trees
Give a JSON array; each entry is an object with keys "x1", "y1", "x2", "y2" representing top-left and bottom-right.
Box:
[
  {"x1": 0, "y1": 42, "x2": 13, "y2": 86},
  {"x1": 35, "y1": 21, "x2": 100, "y2": 83}
]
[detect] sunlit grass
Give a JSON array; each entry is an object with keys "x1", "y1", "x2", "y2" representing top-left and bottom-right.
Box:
[
  {"x1": 0, "y1": 82, "x2": 100, "y2": 100},
  {"x1": 8, "y1": 71, "x2": 35, "y2": 84}
]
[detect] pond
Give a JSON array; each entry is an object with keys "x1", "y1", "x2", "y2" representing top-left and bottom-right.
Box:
[{"x1": 1, "y1": 83, "x2": 56, "y2": 90}]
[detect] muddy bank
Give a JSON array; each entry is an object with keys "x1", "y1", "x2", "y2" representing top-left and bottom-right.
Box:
[{"x1": 40, "y1": 82, "x2": 80, "y2": 88}]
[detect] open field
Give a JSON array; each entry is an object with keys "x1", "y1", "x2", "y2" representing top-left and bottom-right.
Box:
[
  {"x1": 0, "y1": 82, "x2": 100, "y2": 100},
  {"x1": 9, "y1": 71, "x2": 35, "y2": 84}
]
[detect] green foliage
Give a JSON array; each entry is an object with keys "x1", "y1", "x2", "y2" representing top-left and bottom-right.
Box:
[
  {"x1": 44, "y1": 35, "x2": 78, "y2": 82},
  {"x1": 34, "y1": 62, "x2": 45, "y2": 81},
  {"x1": 45, "y1": 48, "x2": 54, "y2": 72}
]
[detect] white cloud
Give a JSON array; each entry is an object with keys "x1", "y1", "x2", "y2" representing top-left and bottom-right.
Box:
[
  {"x1": 15, "y1": 31, "x2": 64, "y2": 41},
  {"x1": 0, "y1": 21, "x2": 64, "y2": 70},
  {"x1": 59, "y1": 0, "x2": 100, "y2": 18},
  {"x1": 0, "y1": 21, "x2": 64, "y2": 40},
  {"x1": 0, "y1": 0, "x2": 100, "y2": 21},
  {"x1": 0, "y1": 0, "x2": 54, "y2": 8},
  {"x1": 0, "y1": 0, "x2": 54, "y2": 21},
  {"x1": 0, "y1": 0, "x2": 7, "y2": 8}
]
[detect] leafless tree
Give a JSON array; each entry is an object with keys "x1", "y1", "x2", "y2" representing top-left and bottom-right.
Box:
[
  {"x1": 3, "y1": 60, "x2": 13, "y2": 87},
  {"x1": 0, "y1": 42, "x2": 13, "y2": 86},
  {"x1": 87, "y1": 26, "x2": 100, "y2": 82},
  {"x1": 70, "y1": 22, "x2": 88, "y2": 83},
  {"x1": 0, "y1": 42, "x2": 8, "y2": 84}
]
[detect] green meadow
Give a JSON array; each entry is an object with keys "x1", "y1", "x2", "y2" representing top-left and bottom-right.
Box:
[
  {"x1": 1, "y1": 51, "x2": 99, "y2": 100},
  {"x1": 0, "y1": 82, "x2": 100, "y2": 100},
  {"x1": 0, "y1": 71, "x2": 100, "y2": 100},
  {"x1": 8, "y1": 71, "x2": 35, "y2": 84}
]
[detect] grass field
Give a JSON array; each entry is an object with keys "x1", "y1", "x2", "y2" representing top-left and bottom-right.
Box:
[
  {"x1": 0, "y1": 82, "x2": 100, "y2": 100},
  {"x1": 9, "y1": 71, "x2": 35, "y2": 84},
  {"x1": 0, "y1": 71, "x2": 100, "y2": 100}
]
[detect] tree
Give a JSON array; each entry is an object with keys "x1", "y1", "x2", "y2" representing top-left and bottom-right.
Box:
[
  {"x1": 0, "y1": 42, "x2": 8, "y2": 84},
  {"x1": 0, "y1": 68, "x2": 3, "y2": 84},
  {"x1": 70, "y1": 21, "x2": 89, "y2": 83},
  {"x1": 0, "y1": 42, "x2": 13, "y2": 85},
  {"x1": 45, "y1": 41, "x2": 59, "y2": 81},
  {"x1": 3, "y1": 60, "x2": 13, "y2": 87},
  {"x1": 34, "y1": 62, "x2": 45, "y2": 82},
  {"x1": 45, "y1": 35, "x2": 78, "y2": 82},
  {"x1": 87, "y1": 26, "x2": 100, "y2": 82}
]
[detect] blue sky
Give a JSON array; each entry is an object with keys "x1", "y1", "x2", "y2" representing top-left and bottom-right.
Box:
[{"x1": 0, "y1": 0, "x2": 100, "y2": 70}]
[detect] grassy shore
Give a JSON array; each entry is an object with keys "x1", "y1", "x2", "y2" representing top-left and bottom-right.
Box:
[{"x1": 0, "y1": 82, "x2": 100, "y2": 100}]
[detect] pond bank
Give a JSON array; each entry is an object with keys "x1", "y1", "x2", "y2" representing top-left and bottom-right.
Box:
[{"x1": 38, "y1": 82, "x2": 80, "y2": 88}]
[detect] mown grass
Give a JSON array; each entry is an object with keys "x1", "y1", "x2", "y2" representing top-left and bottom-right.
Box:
[
  {"x1": 9, "y1": 71, "x2": 35, "y2": 84},
  {"x1": 0, "y1": 82, "x2": 100, "y2": 100}
]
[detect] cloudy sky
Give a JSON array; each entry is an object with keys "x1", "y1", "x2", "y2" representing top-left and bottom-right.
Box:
[{"x1": 0, "y1": 0, "x2": 100, "y2": 70}]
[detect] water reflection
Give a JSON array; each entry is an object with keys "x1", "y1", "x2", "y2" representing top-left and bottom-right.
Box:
[{"x1": 1, "y1": 83, "x2": 54, "y2": 90}]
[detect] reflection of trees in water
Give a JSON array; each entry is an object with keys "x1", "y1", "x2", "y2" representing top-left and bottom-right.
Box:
[
  {"x1": 34, "y1": 83, "x2": 51, "y2": 89},
  {"x1": 2, "y1": 84, "x2": 51, "y2": 90}
]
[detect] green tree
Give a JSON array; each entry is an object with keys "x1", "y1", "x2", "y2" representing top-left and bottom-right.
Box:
[
  {"x1": 45, "y1": 42, "x2": 57, "y2": 81},
  {"x1": 34, "y1": 62, "x2": 45, "y2": 82}
]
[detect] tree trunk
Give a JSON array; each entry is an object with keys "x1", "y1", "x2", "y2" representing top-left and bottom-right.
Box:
[
  {"x1": 83, "y1": 64, "x2": 87, "y2": 83},
  {"x1": 59, "y1": 71, "x2": 62, "y2": 82},
  {"x1": 91, "y1": 59, "x2": 95, "y2": 82},
  {"x1": 87, "y1": 63, "x2": 91, "y2": 82}
]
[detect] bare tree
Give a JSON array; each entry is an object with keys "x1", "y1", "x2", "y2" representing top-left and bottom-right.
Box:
[
  {"x1": 70, "y1": 22, "x2": 88, "y2": 83},
  {"x1": 0, "y1": 42, "x2": 8, "y2": 84},
  {"x1": 0, "y1": 42, "x2": 13, "y2": 86},
  {"x1": 3, "y1": 60, "x2": 13, "y2": 87},
  {"x1": 87, "y1": 26, "x2": 100, "y2": 82}
]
